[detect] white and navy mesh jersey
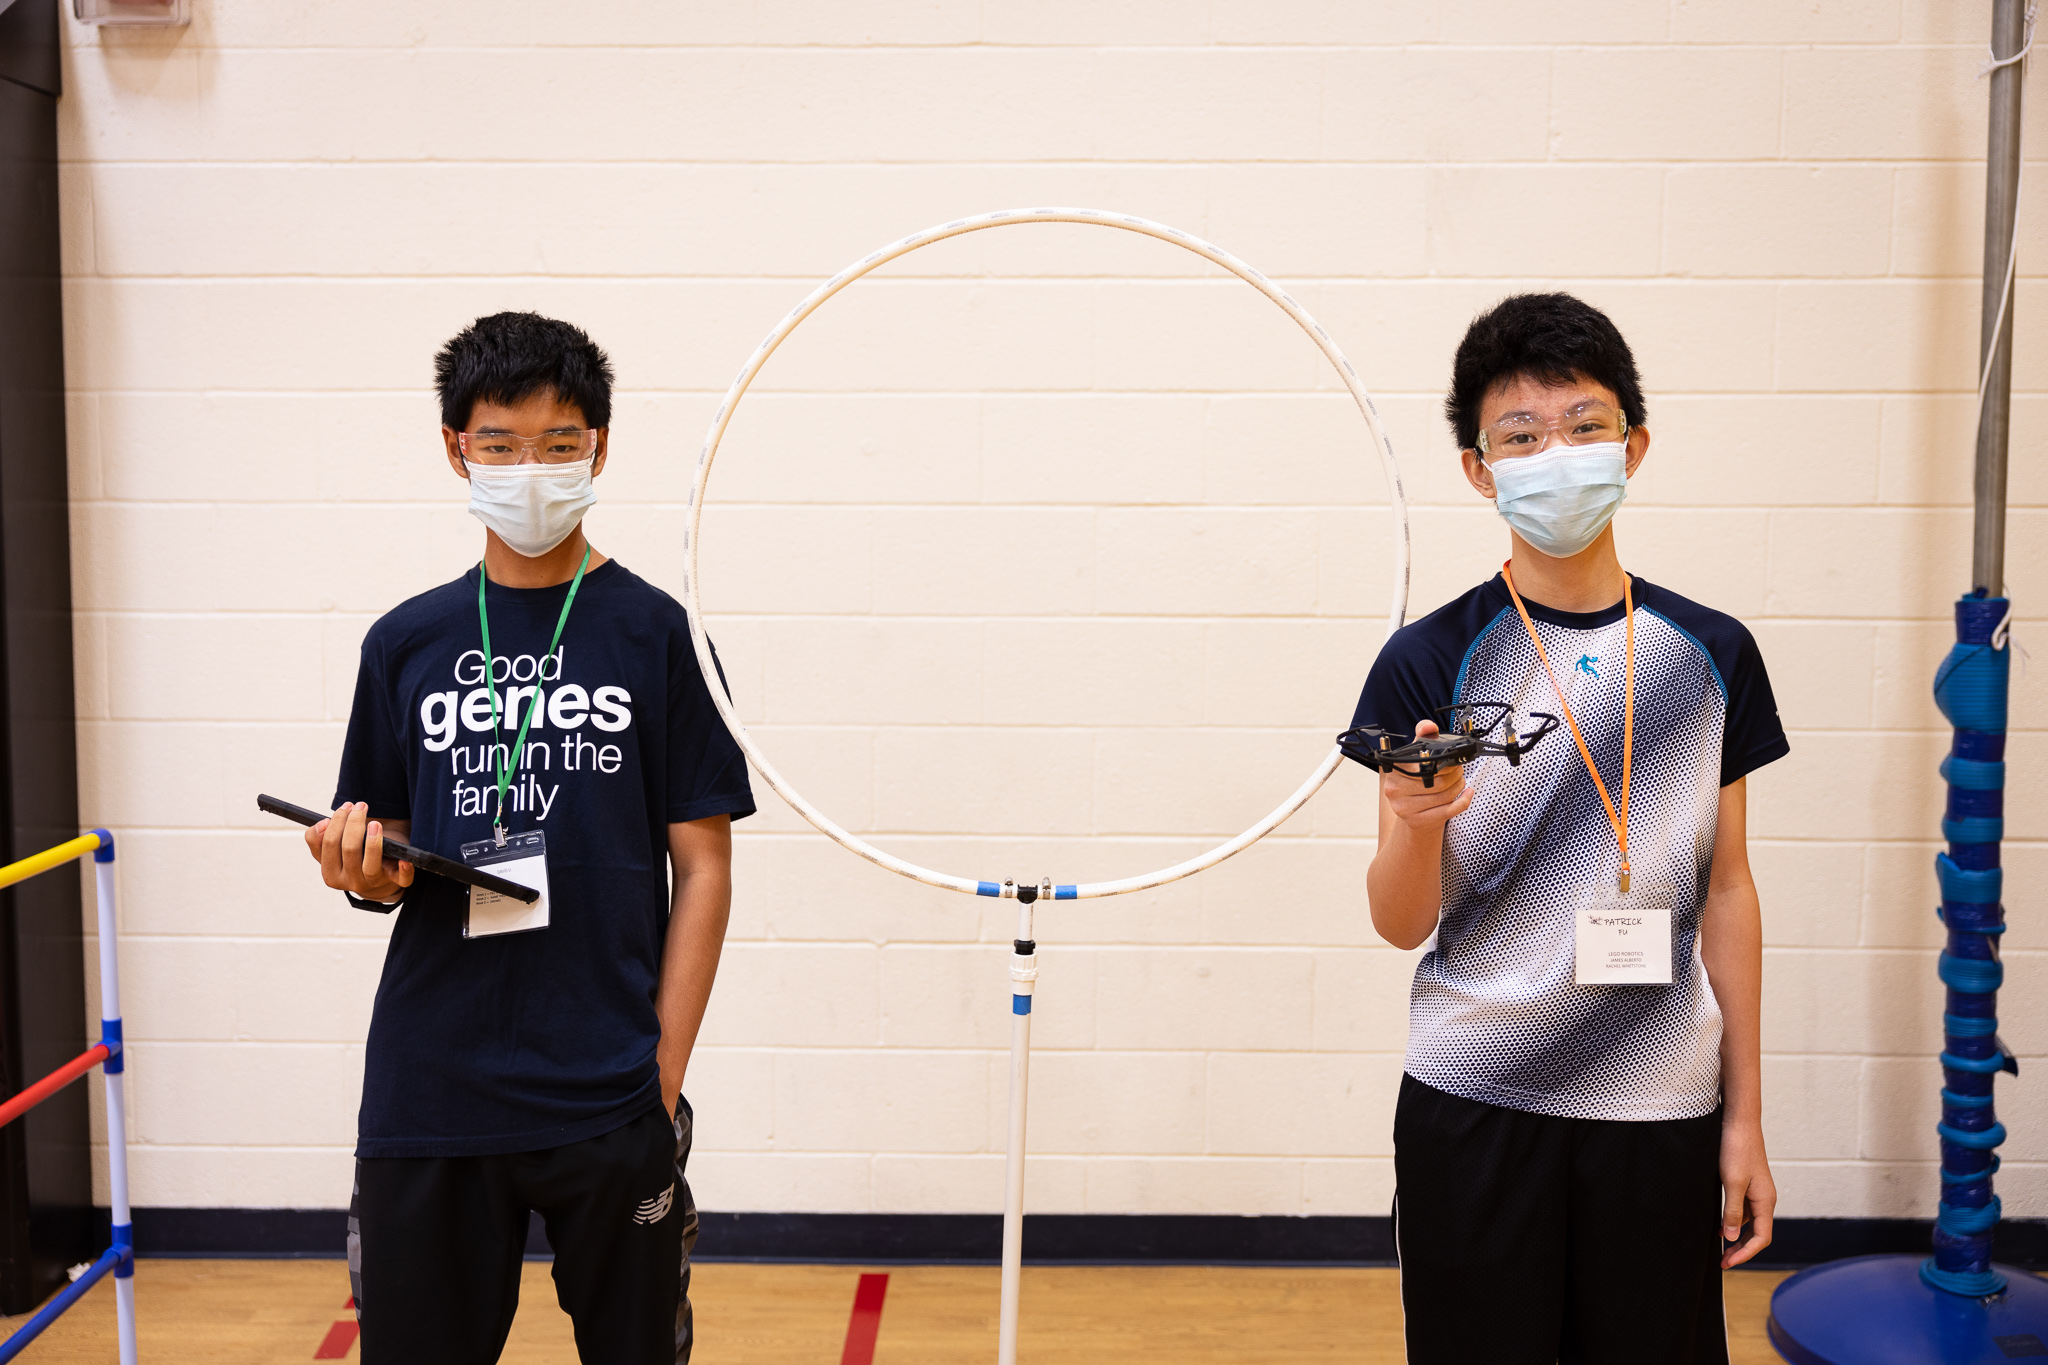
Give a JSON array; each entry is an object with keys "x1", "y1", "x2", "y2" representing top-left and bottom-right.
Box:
[{"x1": 1350, "y1": 573, "x2": 1789, "y2": 1122}]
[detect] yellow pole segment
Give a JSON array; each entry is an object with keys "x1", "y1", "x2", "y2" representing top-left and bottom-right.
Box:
[{"x1": 0, "y1": 833, "x2": 104, "y2": 891}]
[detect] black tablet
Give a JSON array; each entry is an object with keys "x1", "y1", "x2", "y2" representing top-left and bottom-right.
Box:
[{"x1": 256, "y1": 794, "x2": 541, "y2": 904}]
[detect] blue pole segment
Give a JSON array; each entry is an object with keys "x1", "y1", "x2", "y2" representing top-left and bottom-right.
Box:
[
  {"x1": 0, "y1": 1244, "x2": 125, "y2": 1362},
  {"x1": 1925, "y1": 591, "x2": 2013, "y2": 1298},
  {"x1": 111, "y1": 1221, "x2": 133, "y2": 1279}
]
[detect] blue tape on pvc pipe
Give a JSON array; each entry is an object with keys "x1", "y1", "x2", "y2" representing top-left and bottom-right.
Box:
[
  {"x1": 111, "y1": 1222, "x2": 132, "y2": 1278},
  {"x1": 1939, "y1": 905, "x2": 2006, "y2": 934},
  {"x1": 977, "y1": 882, "x2": 1000, "y2": 897},
  {"x1": 1934, "y1": 634, "x2": 2010, "y2": 732},
  {"x1": 1937, "y1": 1120, "x2": 2008, "y2": 1149},
  {"x1": 1948, "y1": 784, "x2": 2003, "y2": 817},
  {"x1": 1942, "y1": 1087, "x2": 1996, "y2": 1109},
  {"x1": 1941, "y1": 1049, "x2": 2012, "y2": 1074},
  {"x1": 1954, "y1": 729, "x2": 2007, "y2": 762},
  {"x1": 1948, "y1": 841, "x2": 2001, "y2": 872},
  {"x1": 1941, "y1": 755, "x2": 2008, "y2": 790},
  {"x1": 100, "y1": 1017, "x2": 123, "y2": 1074},
  {"x1": 1921, "y1": 1258, "x2": 2009, "y2": 1298},
  {"x1": 90, "y1": 828, "x2": 114, "y2": 863},
  {"x1": 1055, "y1": 885, "x2": 1076, "y2": 899},
  {"x1": 1012, "y1": 994, "x2": 1031, "y2": 1015},
  {"x1": 1936, "y1": 853, "x2": 2002, "y2": 904},
  {"x1": 1938, "y1": 951, "x2": 2004, "y2": 992},
  {"x1": 1946, "y1": 1012, "x2": 1999, "y2": 1037},
  {"x1": 1934, "y1": 647, "x2": 2010, "y2": 731},
  {"x1": 1943, "y1": 815, "x2": 2006, "y2": 844},
  {"x1": 1938, "y1": 1195, "x2": 2004, "y2": 1235},
  {"x1": 1942, "y1": 1155, "x2": 2003, "y2": 1182},
  {"x1": 1942, "y1": 1028, "x2": 1998, "y2": 1058}
]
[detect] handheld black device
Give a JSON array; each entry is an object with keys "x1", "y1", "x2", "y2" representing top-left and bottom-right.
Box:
[
  {"x1": 1338, "y1": 702, "x2": 1563, "y2": 789},
  {"x1": 256, "y1": 794, "x2": 542, "y2": 904}
]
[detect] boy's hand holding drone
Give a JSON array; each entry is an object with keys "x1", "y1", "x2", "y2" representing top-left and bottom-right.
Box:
[{"x1": 1380, "y1": 720, "x2": 1476, "y2": 831}]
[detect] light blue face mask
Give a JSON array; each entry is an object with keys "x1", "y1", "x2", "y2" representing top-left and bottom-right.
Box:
[{"x1": 1484, "y1": 441, "x2": 1629, "y2": 559}]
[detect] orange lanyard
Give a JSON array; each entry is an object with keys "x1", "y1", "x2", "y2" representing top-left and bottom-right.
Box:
[{"x1": 1501, "y1": 562, "x2": 1635, "y2": 892}]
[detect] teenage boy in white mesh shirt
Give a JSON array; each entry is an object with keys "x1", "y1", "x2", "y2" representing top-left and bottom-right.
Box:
[{"x1": 1349, "y1": 294, "x2": 1786, "y2": 1364}]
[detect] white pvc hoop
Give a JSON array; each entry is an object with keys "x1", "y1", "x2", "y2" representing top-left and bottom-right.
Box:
[{"x1": 684, "y1": 207, "x2": 1409, "y2": 900}]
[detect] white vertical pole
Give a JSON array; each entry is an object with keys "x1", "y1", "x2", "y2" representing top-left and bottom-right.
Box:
[
  {"x1": 94, "y1": 842, "x2": 137, "y2": 1365},
  {"x1": 997, "y1": 893, "x2": 1037, "y2": 1365}
]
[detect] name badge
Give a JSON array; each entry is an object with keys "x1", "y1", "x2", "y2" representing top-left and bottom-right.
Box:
[
  {"x1": 1573, "y1": 884, "x2": 1674, "y2": 985},
  {"x1": 461, "y1": 830, "x2": 550, "y2": 939}
]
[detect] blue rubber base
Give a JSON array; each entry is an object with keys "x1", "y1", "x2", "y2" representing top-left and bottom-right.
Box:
[{"x1": 1769, "y1": 1255, "x2": 2048, "y2": 1364}]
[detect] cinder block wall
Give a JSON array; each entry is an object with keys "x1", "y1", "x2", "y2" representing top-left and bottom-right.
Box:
[{"x1": 57, "y1": 2, "x2": 2048, "y2": 1220}]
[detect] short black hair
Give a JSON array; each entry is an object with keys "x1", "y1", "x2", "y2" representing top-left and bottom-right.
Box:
[
  {"x1": 1444, "y1": 293, "x2": 1645, "y2": 451},
  {"x1": 434, "y1": 312, "x2": 615, "y2": 431}
]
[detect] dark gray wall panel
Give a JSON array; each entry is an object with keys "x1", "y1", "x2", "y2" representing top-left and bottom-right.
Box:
[{"x1": 0, "y1": 0, "x2": 88, "y2": 1316}]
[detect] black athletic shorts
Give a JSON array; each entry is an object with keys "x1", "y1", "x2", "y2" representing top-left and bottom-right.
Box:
[
  {"x1": 1393, "y1": 1073, "x2": 1727, "y2": 1365},
  {"x1": 348, "y1": 1098, "x2": 697, "y2": 1365}
]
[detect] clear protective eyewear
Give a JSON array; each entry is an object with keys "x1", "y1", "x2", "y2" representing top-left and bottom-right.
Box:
[
  {"x1": 457, "y1": 429, "x2": 599, "y2": 466},
  {"x1": 1475, "y1": 401, "x2": 1628, "y2": 460}
]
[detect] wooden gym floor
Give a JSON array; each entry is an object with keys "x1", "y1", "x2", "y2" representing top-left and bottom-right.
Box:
[{"x1": 2, "y1": 1260, "x2": 1791, "y2": 1363}]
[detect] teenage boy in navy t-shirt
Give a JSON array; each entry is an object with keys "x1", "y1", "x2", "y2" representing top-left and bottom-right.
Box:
[
  {"x1": 1351, "y1": 294, "x2": 1786, "y2": 1363},
  {"x1": 305, "y1": 312, "x2": 754, "y2": 1364}
]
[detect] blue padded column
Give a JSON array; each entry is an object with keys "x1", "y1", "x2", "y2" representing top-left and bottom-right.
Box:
[{"x1": 1926, "y1": 591, "x2": 2017, "y2": 1298}]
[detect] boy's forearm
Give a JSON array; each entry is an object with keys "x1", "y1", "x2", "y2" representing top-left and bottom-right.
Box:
[
  {"x1": 1700, "y1": 881, "x2": 1764, "y2": 1123},
  {"x1": 655, "y1": 865, "x2": 731, "y2": 1103},
  {"x1": 1368, "y1": 817, "x2": 1445, "y2": 950}
]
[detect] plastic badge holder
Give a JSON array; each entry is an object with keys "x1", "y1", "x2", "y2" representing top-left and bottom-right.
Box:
[{"x1": 74, "y1": 0, "x2": 188, "y2": 27}]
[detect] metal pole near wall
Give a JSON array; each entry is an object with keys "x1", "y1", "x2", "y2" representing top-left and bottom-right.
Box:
[
  {"x1": 1764, "y1": 4, "x2": 2048, "y2": 1359},
  {"x1": 1976, "y1": 0, "x2": 2026, "y2": 598}
]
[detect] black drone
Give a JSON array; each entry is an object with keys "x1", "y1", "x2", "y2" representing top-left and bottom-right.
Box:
[{"x1": 1338, "y1": 703, "x2": 1562, "y2": 788}]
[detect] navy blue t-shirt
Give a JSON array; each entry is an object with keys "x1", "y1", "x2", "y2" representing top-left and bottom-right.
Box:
[
  {"x1": 334, "y1": 560, "x2": 754, "y2": 1158},
  {"x1": 1348, "y1": 573, "x2": 1787, "y2": 1121}
]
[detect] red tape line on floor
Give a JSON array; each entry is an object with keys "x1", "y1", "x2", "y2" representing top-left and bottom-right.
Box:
[
  {"x1": 839, "y1": 1272, "x2": 889, "y2": 1365},
  {"x1": 313, "y1": 1295, "x2": 358, "y2": 1359}
]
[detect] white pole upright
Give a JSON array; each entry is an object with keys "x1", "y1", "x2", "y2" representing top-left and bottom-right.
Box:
[
  {"x1": 94, "y1": 845, "x2": 136, "y2": 1365},
  {"x1": 997, "y1": 890, "x2": 1039, "y2": 1365}
]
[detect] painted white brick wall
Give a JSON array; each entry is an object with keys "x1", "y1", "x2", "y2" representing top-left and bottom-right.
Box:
[{"x1": 52, "y1": 1, "x2": 2048, "y2": 1220}]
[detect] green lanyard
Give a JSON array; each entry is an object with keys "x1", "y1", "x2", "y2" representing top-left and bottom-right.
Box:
[{"x1": 477, "y1": 545, "x2": 592, "y2": 841}]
